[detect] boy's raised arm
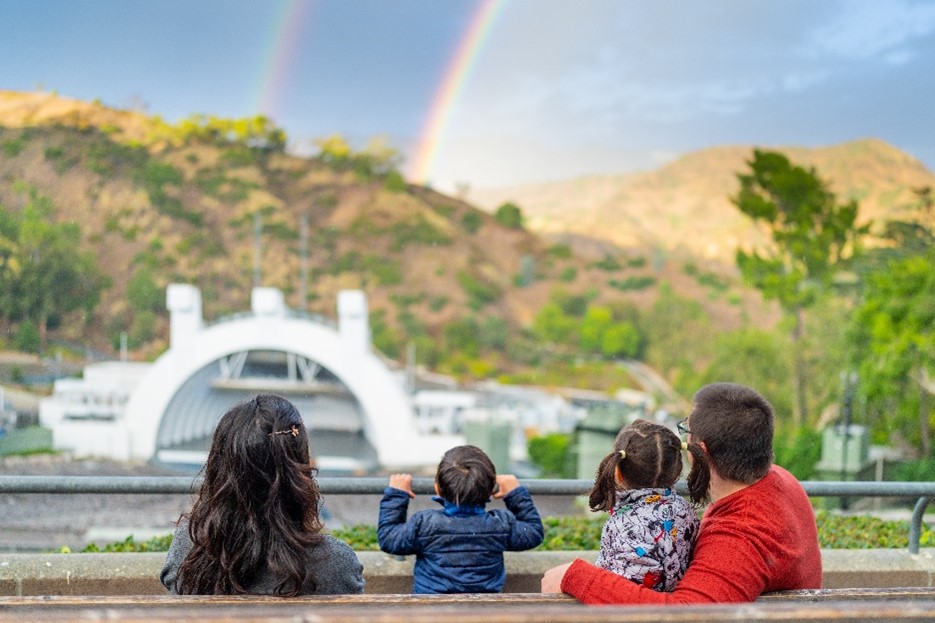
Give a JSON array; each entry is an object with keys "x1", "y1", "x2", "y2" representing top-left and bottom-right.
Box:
[
  {"x1": 499, "y1": 476, "x2": 544, "y2": 551},
  {"x1": 377, "y1": 473, "x2": 421, "y2": 555}
]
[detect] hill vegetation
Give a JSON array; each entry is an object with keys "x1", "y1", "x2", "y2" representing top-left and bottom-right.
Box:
[
  {"x1": 1, "y1": 90, "x2": 933, "y2": 476},
  {"x1": 0, "y1": 90, "x2": 771, "y2": 398}
]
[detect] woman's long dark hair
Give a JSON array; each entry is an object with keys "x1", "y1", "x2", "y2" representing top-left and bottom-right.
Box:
[
  {"x1": 176, "y1": 394, "x2": 324, "y2": 596},
  {"x1": 588, "y1": 419, "x2": 685, "y2": 512}
]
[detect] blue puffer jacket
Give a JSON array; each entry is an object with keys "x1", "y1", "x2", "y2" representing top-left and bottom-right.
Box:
[{"x1": 377, "y1": 486, "x2": 544, "y2": 594}]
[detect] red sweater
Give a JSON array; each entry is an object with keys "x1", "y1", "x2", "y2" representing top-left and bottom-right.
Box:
[{"x1": 561, "y1": 465, "x2": 821, "y2": 604}]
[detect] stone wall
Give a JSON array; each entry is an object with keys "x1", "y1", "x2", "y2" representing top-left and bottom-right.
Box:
[{"x1": 1, "y1": 550, "x2": 934, "y2": 596}]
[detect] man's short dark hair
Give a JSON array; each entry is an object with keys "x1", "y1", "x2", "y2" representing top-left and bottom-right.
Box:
[
  {"x1": 690, "y1": 382, "x2": 774, "y2": 484},
  {"x1": 436, "y1": 445, "x2": 496, "y2": 507}
]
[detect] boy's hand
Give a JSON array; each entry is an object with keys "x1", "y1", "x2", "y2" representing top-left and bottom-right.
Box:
[
  {"x1": 493, "y1": 474, "x2": 520, "y2": 499},
  {"x1": 388, "y1": 473, "x2": 415, "y2": 498}
]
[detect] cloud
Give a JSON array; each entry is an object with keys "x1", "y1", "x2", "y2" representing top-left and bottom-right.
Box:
[{"x1": 809, "y1": 0, "x2": 935, "y2": 63}]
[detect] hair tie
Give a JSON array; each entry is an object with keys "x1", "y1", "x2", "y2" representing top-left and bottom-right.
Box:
[
  {"x1": 681, "y1": 442, "x2": 688, "y2": 451},
  {"x1": 269, "y1": 424, "x2": 299, "y2": 438},
  {"x1": 618, "y1": 450, "x2": 626, "y2": 460}
]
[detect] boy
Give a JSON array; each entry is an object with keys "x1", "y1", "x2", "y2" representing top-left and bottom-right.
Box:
[{"x1": 378, "y1": 445, "x2": 544, "y2": 593}]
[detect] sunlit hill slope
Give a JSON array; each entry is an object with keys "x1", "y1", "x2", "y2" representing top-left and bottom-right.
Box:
[{"x1": 1, "y1": 90, "x2": 930, "y2": 382}]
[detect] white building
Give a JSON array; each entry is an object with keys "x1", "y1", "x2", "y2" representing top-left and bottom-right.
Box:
[{"x1": 40, "y1": 285, "x2": 460, "y2": 470}]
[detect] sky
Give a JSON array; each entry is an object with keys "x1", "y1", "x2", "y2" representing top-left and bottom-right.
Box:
[{"x1": 1, "y1": 0, "x2": 934, "y2": 195}]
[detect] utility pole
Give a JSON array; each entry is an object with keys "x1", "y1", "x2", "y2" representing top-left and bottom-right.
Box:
[
  {"x1": 299, "y1": 212, "x2": 309, "y2": 310},
  {"x1": 253, "y1": 211, "x2": 262, "y2": 288}
]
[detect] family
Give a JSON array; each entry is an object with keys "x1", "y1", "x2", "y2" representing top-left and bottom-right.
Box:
[{"x1": 160, "y1": 382, "x2": 821, "y2": 605}]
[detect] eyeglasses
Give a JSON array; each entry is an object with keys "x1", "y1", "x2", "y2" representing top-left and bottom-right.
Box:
[{"x1": 676, "y1": 418, "x2": 691, "y2": 435}]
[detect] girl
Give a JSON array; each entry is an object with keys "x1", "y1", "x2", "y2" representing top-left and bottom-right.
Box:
[
  {"x1": 160, "y1": 394, "x2": 364, "y2": 595},
  {"x1": 589, "y1": 418, "x2": 699, "y2": 592}
]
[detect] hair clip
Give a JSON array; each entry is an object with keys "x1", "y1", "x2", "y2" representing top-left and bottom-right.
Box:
[
  {"x1": 269, "y1": 424, "x2": 300, "y2": 438},
  {"x1": 618, "y1": 450, "x2": 626, "y2": 459},
  {"x1": 681, "y1": 442, "x2": 688, "y2": 451}
]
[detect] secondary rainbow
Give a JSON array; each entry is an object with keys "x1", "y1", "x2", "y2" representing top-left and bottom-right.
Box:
[
  {"x1": 407, "y1": 0, "x2": 507, "y2": 185},
  {"x1": 254, "y1": 0, "x2": 313, "y2": 118}
]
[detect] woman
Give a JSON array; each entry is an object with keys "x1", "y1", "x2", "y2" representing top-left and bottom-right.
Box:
[{"x1": 160, "y1": 394, "x2": 364, "y2": 595}]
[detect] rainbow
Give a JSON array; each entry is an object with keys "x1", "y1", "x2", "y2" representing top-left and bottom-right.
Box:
[
  {"x1": 254, "y1": 0, "x2": 314, "y2": 118},
  {"x1": 407, "y1": 0, "x2": 507, "y2": 186}
]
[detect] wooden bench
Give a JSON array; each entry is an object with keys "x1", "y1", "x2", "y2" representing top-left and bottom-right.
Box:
[{"x1": 1, "y1": 589, "x2": 935, "y2": 622}]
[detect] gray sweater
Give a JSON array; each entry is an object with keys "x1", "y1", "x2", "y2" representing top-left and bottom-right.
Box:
[{"x1": 160, "y1": 519, "x2": 365, "y2": 595}]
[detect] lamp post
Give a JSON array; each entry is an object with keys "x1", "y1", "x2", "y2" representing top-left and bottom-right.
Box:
[{"x1": 839, "y1": 371, "x2": 858, "y2": 510}]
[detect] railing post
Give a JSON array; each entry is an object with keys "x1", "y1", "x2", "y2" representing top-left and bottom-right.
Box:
[{"x1": 910, "y1": 496, "x2": 929, "y2": 554}]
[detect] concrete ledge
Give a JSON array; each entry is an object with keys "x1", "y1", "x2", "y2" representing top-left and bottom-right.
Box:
[{"x1": 1, "y1": 550, "x2": 935, "y2": 596}]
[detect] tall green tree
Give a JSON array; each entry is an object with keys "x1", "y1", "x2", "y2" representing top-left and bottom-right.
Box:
[
  {"x1": 851, "y1": 253, "x2": 935, "y2": 455},
  {"x1": 849, "y1": 187, "x2": 935, "y2": 456},
  {"x1": 732, "y1": 150, "x2": 868, "y2": 425}
]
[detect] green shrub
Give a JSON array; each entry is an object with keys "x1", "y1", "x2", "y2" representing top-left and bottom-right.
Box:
[
  {"x1": 609, "y1": 276, "x2": 656, "y2": 291},
  {"x1": 894, "y1": 457, "x2": 935, "y2": 482},
  {"x1": 328, "y1": 524, "x2": 380, "y2": 551},
  {"x1": 390, "y1": 215, "x2": 452, "y2": 251},
  {"x1": 128, "y1": 310, "x2": 158, "y2": 346},
  {"x1": 44, "y1": 146, "x2": 65, "y2": 160},
  {"x1": 140, "y1": 161, "x2": 183, "y2": 189},
  {"x1": 2, "y1": 138, "x2": 26, "y2": 157},
  {"x1": 547, "y1": 244, "x2": 572, "y2": 259},
  {"x1": 494, "y1": 202, "x2": 524, "y2": 229},
  {"x1": 697, "y1": 271, "x2": 729, "y2": 292},
  {"x1": 384, "y1": 170, "x2": 408, "y2": 193},
  {"x1": 127, "y1": 268, "x2": 162, "y2": 313},
  {"x1": 220, "y1": 146, "x2": 257, "y2": 167},
  {"x1": 70, "y1": 511, "x2": 935, "y2": 553},
  {"x1": 457, "y1": 270, "x2": 502, "y2": 310},
  {"x1": 461, "y1": 211, "x2": 482, "y2": 234},
  {"x1": 559, "y1": 267, "x2": 577, "y2": 282},
  {"x1": 14, "y1": 322, "x2": 41, "y2": 354},
  {"x1": 478, "y1": 316, "x2": 509, "y2": 350},
  {"x1": 528, "y1": 433, "x2": 575, "y2": 478},
  {"x1": 370, "y1": 310, "x2": 402, "y2": 359},
  {"x1": 443, "y1": 317, "x2": 480, "y2": 357},
  {"x1": 774, "y1": 425, "x2": 822, "y2": 480},
  {"x1": 815, "y1": 511, "x2": 935, "y2": 549},
  {"x1": 81, "y1": 534, "x2": 173, "y2": 553},
  {"x1": 88, "y1": 140, "x2": 146, "y2": 177},
  {"x1": 591, "y1": 255, "x2": 622, "y2": 271}
]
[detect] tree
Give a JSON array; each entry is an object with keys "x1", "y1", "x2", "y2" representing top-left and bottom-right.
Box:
[
  {"x1": 494, "y1": 202, "x2": 524, "y2": 229},
  {"x1": 532, "y1": 302, "x2": 576, "y2": 345},
  {"x1": 732, "y1": 150, "x2": 868, "y2": 425},
  {"x1": 853, "y1": 253, "x2": 935, "y2": 454},
  {"x1": 0, "y1": 190, "x2": 108, "y2": 350},
  {"x1": 579, "y1": 306, "x2": 613, "y2": 353}
]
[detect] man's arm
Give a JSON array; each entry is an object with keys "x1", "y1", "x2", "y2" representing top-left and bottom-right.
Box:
[{"x1": 548, "y1": 526, "x2": 771, "y2": 605}]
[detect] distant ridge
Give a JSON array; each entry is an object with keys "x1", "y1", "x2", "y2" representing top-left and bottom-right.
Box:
[{"x1": 471, "y1": 139, "x2": 935, "y2": 264}]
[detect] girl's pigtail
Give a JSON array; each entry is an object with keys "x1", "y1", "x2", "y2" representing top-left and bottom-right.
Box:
[
  {"x1": 685, "y1": 441, "x2": 709, "y2": 505},
  {"x1": 588, "y1": 451, "x2": 620, "y2": 512}
]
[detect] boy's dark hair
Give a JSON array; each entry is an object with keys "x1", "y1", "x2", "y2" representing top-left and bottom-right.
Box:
[
  {"x1": 686, "y1": 382, "x2": 775, "y2": 504},
  {"x1": 177, "y1": 394, "x2": 323, "y2": 596},
  {"x1": 436, "y1": 445, "x2": 497, "y2": 507},
  {"x1": 589, "y1": 419, "x2": 683, "y2": 512}
]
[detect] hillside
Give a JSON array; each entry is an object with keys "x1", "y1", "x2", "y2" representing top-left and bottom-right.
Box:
[
  {"x1": 471, "y1": 140, "x2": 935, "y2": 264},
  {"x1": 0, "y1": 90, "x2": 773, "y2": 376}
]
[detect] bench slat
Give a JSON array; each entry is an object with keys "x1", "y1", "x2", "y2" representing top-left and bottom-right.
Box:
[{"x1": 1, "y1": 601, "x2": 935, "y2": 623}]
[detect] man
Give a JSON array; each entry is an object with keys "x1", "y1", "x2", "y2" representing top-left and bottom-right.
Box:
[{"x1": 541, "y1": 382, "x2": 821, "y2": 604}]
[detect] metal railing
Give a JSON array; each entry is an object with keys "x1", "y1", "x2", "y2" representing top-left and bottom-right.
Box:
[{"x1": 1, "y1": 476, "x2": 933, "y2": 553}]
